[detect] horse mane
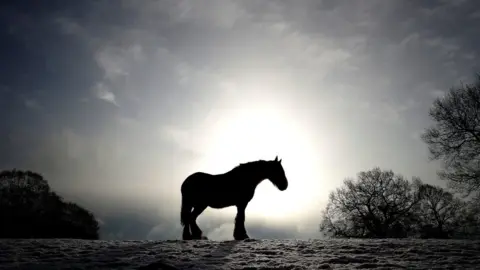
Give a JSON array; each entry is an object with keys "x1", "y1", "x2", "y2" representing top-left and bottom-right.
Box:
[{"x1": 227, "y1": 160, "x2": 269, "y2": 176}]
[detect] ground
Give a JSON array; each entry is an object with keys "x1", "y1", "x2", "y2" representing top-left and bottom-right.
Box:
[{"x1": 1, "y1": 238, "x2": 479, "y2": 269}]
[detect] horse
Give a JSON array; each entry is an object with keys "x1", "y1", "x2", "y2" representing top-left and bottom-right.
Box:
[{"x1": 180, "y1": 156, "x2": 288, "y2": 240}]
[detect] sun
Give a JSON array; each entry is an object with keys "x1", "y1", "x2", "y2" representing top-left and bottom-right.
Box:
[{"x1": 196, "y1": 98, "x2": 321, "y2": 221}]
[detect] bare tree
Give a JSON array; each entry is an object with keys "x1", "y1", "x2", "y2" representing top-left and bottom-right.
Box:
[
  {"x1": 454, "y1": 194, "x2": 480, "y2": 239},
  {"x1": 422, "y1": 75, "x2": 480, "y2": 195},
  {"x1": 320, "y1": 167, "x2": 422, "y2": 238},
  {"x1": 416, "y1": 184, "x2": 466, "y2": 238}
]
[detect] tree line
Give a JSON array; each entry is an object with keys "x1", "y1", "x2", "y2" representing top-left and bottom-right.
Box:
[
  {"x1": 0, "y1": 170, "x2": 99, "y2": 239},
  {"x1": 320, "y1": 74, "x2": 480, "y2": 239}
]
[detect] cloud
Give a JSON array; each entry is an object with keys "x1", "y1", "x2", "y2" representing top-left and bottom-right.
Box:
[
  {"x1": 160, "y1": 125, "x2": 197, "y2": 152},
  {"x1": 168, "y1": 0, "x2": 248, "y2": 29},
  {"x1": 430, "y1": 90, "x2": 446, "y2": 99},
  {"x1": 92, "y1": 44, "x2": 145, "y2": 105},
  {"x1": 95, "y1": 45, "x2": 144, "y2": 81},
  {"x1": 24, "y1": 98, "x2": 42, "y2": 110},
  {"x1": 55, "y1": 17, "x2": 87, "y2": 38},
  {"x1": 0, "y1": 85, "x2": 10, "y2": 94},
  {"x1": 424, "y1": 36, "x2": 461, "y2": 59},
  {"x1": 470, "y1": 10, "x2": 480, "y2": 19},
  {"x1": 93, "y1": 82, "x2": 118, "y2": 106}
]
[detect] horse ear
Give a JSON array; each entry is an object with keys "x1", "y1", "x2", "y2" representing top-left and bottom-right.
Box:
[
  {"x1": 279, "y1": 159, "x2": 282, "y2": 163},
  {"x1": 274, "y1": 156, "x2": 278, "y2": 162}
]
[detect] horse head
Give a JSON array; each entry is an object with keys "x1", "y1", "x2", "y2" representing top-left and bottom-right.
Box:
[{"x1": 267, "y1": 156, "x2": 288, "y2": 191}]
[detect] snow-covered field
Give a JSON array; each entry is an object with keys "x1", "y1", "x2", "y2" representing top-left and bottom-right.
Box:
[{"x1": 1, "y1": 238, "x2": 479, "y2": 269}]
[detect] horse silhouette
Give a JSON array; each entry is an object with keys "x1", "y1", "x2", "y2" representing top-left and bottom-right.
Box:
[{"x1": 180, "y1": 156, "x2": 288, "y2": 240}]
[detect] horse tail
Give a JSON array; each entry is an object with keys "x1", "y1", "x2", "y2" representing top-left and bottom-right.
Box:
[
  {"x1": 181, "y1": 194, "x2": 194, "y2": 226},
  {"x1": 180, "y1": 177, "x2": 193, "y2": 226}
]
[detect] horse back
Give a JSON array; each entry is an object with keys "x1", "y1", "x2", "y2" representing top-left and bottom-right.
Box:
[{"x1": 181, "y1": 172, "x2": 213, "y2": 193}]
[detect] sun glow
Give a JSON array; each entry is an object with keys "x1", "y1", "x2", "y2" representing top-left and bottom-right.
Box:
[{"x1": 197, "y1": 97, "x2": 321, "y2": 221}]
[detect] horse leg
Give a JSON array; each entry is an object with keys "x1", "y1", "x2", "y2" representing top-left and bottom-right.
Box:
[
  {"x1": 233, "y1": 204, "x2": 249, "y2": 240},
  {"x1": 190, "y1": 205, "x2": 207, "y2": 239},
  {"x1": 182, "y1": 224, "x2": 192, "y2": 240}
]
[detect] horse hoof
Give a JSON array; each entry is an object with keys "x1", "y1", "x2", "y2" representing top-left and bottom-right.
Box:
[{"x1": 234, "y1": 235, "x2": 250, "y2": 241}]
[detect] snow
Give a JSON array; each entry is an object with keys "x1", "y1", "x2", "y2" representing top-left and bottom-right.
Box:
[{"x1": 1, "y1": 238, "x2": 479, "y2": 269}]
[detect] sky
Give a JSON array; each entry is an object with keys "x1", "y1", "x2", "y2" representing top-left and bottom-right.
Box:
[{"x1": 1, "y1": 0, "x2": 480, "y2": 241}]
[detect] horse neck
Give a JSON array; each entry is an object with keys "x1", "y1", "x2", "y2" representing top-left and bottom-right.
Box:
[
  {"x1": 248, "y1": 174, "x2": 267, "y2": 188},
  {"x1": 228, "y1": 169, "x2": 267, "y2": 188}
]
